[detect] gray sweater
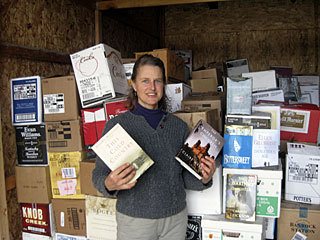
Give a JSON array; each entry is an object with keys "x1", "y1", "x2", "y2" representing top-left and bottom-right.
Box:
[{"x1": 92, "y1": 111, "x2": 212, "y2": 219}]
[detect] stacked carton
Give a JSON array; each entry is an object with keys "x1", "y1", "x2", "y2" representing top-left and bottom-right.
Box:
[{"x1": 11, "y1": 76, "x2": 56, "y2": 240}]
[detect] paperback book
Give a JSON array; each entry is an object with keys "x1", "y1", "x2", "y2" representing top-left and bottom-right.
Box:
[
  {"x1": 223, "y1": 125, "x2": 253, "y2": 169},
  {"x1": 92, "y1": 123, "x2": 154, "y2": 183},
  {"x1": 175, "y1": 119, "x2": 224, "y2": 180},
  {"x1": 225, "y1": 174, "x2": 257, "y2": 222}
]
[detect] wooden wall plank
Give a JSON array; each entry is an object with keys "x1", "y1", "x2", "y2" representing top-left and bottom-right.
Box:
[{"x1": 0, "y1": 109, "x2": 10, "y2": 240}]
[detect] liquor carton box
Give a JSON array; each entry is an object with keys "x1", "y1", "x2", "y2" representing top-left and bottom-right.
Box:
[
  {"x1": 165, "y1": 83, "x2": 191, "y2": 113},
  {"x1": 55, "y1": 233, "x2": 87, "y2": 240},
  {"x1": 223, "y1": 166, "x2": 283, "y2": 218},
  {"x1": 226, "y1": 77, "x2": 252, "y2": 115},
  {"x1": 15, "y1": 166, "x2": 52, "y2": 203},
  {"x1": 49, "y1": 152, "x2": 85, "y2": 199},
  {"x1": 85, "y1": 195, "x2": 117, "y2": 240},
  {"x1": 135, "y1": 48, "x2": 185, "y2": 82},
  {"x1": 186, "y1": 159, "x2": 223, "y2": 215},
  {"x1": 123, "y1": 62, "x2": 135, "y2": 80},
  {"x1": 226, "y1": 59, "x2": 249, "y2": 77},
  {"x1": 104, "y1": 97, "x2": 128, "y2": 120},
  {"x1": 15, "y1": 125, "x2": 48, "y2": 165},
  {"x1": 174, "y1": 109, "x2": 220, "y2": 132},
  {"x1": 252, "y1": 89, "x2": 284, "y2": 104},
  {"x1": 80, "y1": 160, "x2": 102, "y2": 196},
  {"x1": 42, "y1": 75, "x2": 80, "y2": 122},
  {"x1": 277, "y1": 201, "x2": 320, "y2": 240},
  {"x1": 22, "y1": 232, "x2": 52, "y2": 240},
  {"x1": 20, "y1": 203, "x2": 55, "y2": 236},
  {"x1": 81, "y1": 108, "x2": 106, "y2": 150},
  {"x1": 242, "y1": 70, "x2": 277, "y2": 92},
  {"x1": 70, "y1": 43, "x2": 128, "y2": 108},
  {"x1": 280, "y1": 104, "x2": 320, "y2": 144},
  {"x1": 202, "y1": 215, "x2": 264, "y2": 240},
  {"x1": 52, "y1": 199, "x2": 86, "y2": 236},
  {"x1": 264, "y1": 217, "x2": 276, "y2": 240},
  {"x1": 46, "y1": 120, "x2": 83, "y2": 152},
  {"x1": 285, "y1": 143, "x2": 320, "y2": 204},
  {"x1": 182, "y1": 93, "x2": 223, "y2": 132},
  {"x1": 11, "y1": 76, "x2": 42, "y2": 125}
]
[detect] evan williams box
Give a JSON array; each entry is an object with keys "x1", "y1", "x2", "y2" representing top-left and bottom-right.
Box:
[
  {"x1": 46, "y1": 120, "x2": 83, "y2": 152},
  {"x1": 42, "y1": 75, "x2": 80, "y2": 122},
  {"x1": 20, "y1": 203, "x2": 54, "y2": 237},
  {"x1": 15, "y1": 125, "x2": 48, "y2": 165},
  {"x1": 280, "y1": 104, "x2": 320, "y2": 143},
  {"x1": 70, "y1": 43, "x2": 129, "y2": 108}
]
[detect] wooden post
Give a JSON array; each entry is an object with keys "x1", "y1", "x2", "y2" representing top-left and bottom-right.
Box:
[
  {"x1": 95, "y1": 9, "x2": 102, "y2": 44},
  {"x1": 0, "y1": 108, "x2": 10, "y2": 240}
]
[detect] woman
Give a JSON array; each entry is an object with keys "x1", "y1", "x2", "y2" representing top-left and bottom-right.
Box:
[{"x1": 92, "y1": 54, "x2": 216, "y2": 240}]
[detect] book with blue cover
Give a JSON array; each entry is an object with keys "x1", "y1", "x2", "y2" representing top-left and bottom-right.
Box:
[
  {"x1": 223, "y1": 125, "x2": 253, "y2": 169},
  {"x1": 11, "y1": 76, "x2": 42, "y2": 125}
]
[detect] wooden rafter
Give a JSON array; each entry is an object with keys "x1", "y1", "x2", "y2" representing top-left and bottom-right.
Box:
[{"x1": 96, "y1": 0, "x2": 228, "y2": 10}]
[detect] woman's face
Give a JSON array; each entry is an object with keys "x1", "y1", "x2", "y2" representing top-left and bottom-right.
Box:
[{"x1": 132, "y1": 65, "x2": 164, "y2": 110}]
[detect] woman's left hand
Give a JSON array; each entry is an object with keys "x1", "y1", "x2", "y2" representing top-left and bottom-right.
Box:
[{"x1": 201, "y1": 156, "x2": 216, "y2": 184}]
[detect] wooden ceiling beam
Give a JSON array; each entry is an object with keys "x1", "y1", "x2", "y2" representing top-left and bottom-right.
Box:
[
  {"x1": 96, "y1": 0, "x2": 228, "y2": 10},
  {"x1": 0, "y1": 43, "x2": 70, "y2": 64}
]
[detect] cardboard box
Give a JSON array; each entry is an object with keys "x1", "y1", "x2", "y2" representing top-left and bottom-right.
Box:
[
  {"x1": 52, "y1": 199, "x2": 86, "y2": 236},
  {"x1": 104, "y1": 97, "x2": 128, "y2": 120},
  {"x1": 165, "y1": 83, "x2": 191, "y2": 113},
  {"x1": 186, "y1": 159, "x2": 222, "y2": 215},
  {"x1": 285, "y1": 143, "x2": 320, "y2": 204},
  {"x1": 70, "y1": 43, "x2": 129, "y2": 108},
  {"x1": 192, "y1": 68, "x2": 220, "y2": 80},
  {"x1": 22, "y1": 232, "x2": 52, "y2": 240},
  {"x1": 42, "y1": 75, "x2": 80, "y2": 122},
  {"x1": 174, "y1": 109, "x2": 220, "y2": 132},
  {"x1": 46, "y1": 120, "x2": 83, "y2": 152},
  {"x1": 277, "y1": 201, "x2": 320, "y2": 240},
  {"x1": 175, "y1": 50, "x2": 192, "y2": 77},
  {"x1": 265, "y1": 217, "x2": 276, "y2": 239},
  {"x1": 252, "y1": 89, "x2": 284, "y2": 104},
  {"x1": 182, "y1": 93, "x2": 223, "y2": 132},
  {"x1": 280, "y1": 105, "x2": 320, "y2": 144},
  {"x1": 49, "y1": 152, "x2": 85, "y2": 199},
  {"x1": 80, "y1": 160, "x2": 102, "y2": 196},
  {"x1": 85, "y1": 195, "x2": 117, "y2": 240},
  {"x1": 20, "y1": 203, "x2": 55, "y2": 236},
  {"x1": 226, "y1": 59, "x2": 249, "y2": 77},
  {"x1": 15, "y1": 124, "x2": 48, "y2": 165},
  {"x1": 55, "y1": 233, "x2": 87, "y2": 240},
  {"x1": 202, "y1": 215, "x2": 264, "y2": 240},
  {"x1": 81, "y1": 108, "x2": 106, "y2": 150},
  {"x1": 242, "y1": 70, "x2": 277, "y2": 92},
  {"x1": 190, "y1": 78, "x2": 217, "y2": 93},
  {"x1": 15, "y1": 166, "x2": 52, "y2": 203},
  {"x1": 11, "y1": 76, "x2": 42, "y2": 126},
  {"x1": 223, "y1": 166, "x2": 283, "y2": 218},
  {"x1": 123, "y1": 62, "x2": 135, "y2": 80},
  {"x1": 227, "y1": 77, "x2": 252, "y2": 115},
  {"x1": 135, "y1": 48, "x2": 185, "y2": 82}
]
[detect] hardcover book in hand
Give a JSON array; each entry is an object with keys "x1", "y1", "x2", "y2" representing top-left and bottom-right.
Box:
[
  {"x1": 175, "y1": 119, "x2": 224, "y2": 180},
  {"x1": 225, "y1": 174, "x2": 257, "y2": 222},
  {"x1": 92, "y1": 123, "x2": 154, "y2": 183}
]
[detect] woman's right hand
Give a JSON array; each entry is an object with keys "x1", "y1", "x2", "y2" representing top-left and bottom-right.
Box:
[{"x1": 104, "y1": 163, "x2": 137, "y2": 191}]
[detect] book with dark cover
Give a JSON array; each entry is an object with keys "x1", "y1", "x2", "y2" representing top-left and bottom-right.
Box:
[
  {"x1": 175, "y1": 119, "x2": 224, "y2": 180},
  {"x1": 225, "y1": 174, "x2": 257, "y2": 222},
  {"x1": 15, "y1": 125, "x2": 48, "y2": 165},
  {"x1": 186, "y1": 215, "x2": 202, "y2": 240},
  {"x1": 92, "y1": 123, "x2": 154, "y2": 183}
]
